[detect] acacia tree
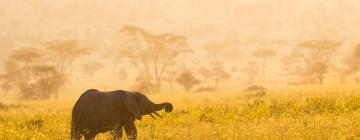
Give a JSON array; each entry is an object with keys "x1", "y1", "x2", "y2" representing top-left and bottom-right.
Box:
[
  {"x1": 45, "y1": 39, "x2": 90, "y2": 73},
  {"x1": 344, "y1": 44, "x2": 360, "y2": 72},
  {"x1": 0, "y1": 48, "x2": 65, "y2": 100},
  {"x1": 243, "y1": 60, "x2": 260, "y2": 85},
  {"x1": 176, "y1": 70, "x2": 200, "y2": 92},
  {"x1": 31, "y1": 65, "x2": 65, "y2": 99},
  {"x1": 282, "y1": 40, "x2": 341, "y2": 84},
  {"x1": 335, "y1": 44, "x2": 360, "y2": 83},
  {"x1": 252, "y1": 47, "x2": 276, "y2": 79},
  {"x1": 119, "y1": 25, "x2": 191, "y2": 93},
  {"x1": 209, "y1": 60, "x2": 231, "y2": 88},
  {"x1": 0, "y1": 48, "x2": 42, "y2": 93}
]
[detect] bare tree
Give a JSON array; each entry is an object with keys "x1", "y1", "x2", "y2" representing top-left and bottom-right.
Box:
[
  {"x1": 119, "y1": 25, "x2": 191, "y2": 93},
  {"x1": 282, "y1": 40, "x2": 341, "y2": 84},
  {"x1": 176, "y1": 70, "x2": 200, "y2": 92}
]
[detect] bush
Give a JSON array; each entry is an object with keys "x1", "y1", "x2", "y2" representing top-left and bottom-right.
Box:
[
  {"x1": 303, "y1": 97, "x2": 340, "y2": 114},
  {"x1": 241, "y1": 99, "x2": 270, "y2": 118},
  {"x1": 0, "y1": 102, "x2": 6, "y2": 110},
  {"x1": 25, "y1": 119, "x2": 44, "y2": 129},
  {"x1": 269, "y1": 100, "x2": 296, "y2": 116},
  {"x1": 344, "y1": 96, "x2": 360, "y2": 112}
]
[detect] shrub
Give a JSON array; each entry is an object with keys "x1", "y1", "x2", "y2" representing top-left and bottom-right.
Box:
[
  {"x1": 303, "y1": 97, "x2": 340, "y2": 114},
  {"x1": 344, "y1": 96, "x2": 360, "y2": 112}
]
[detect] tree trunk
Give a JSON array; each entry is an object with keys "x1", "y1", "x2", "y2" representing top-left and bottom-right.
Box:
[{"x1": 262, "y1": 58, "x2": 266, "y2": 79}]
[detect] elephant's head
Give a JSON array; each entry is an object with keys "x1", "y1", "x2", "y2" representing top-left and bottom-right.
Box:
[{"x1": 123, "y1": 92, "x2": 173, "y2": 120}]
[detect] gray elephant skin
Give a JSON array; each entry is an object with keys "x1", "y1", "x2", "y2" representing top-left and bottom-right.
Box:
[{"x1": 70, "y1": 89, "x2": 173, "y2": 140}]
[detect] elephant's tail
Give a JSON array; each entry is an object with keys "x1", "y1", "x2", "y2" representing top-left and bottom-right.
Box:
[
  {"x1": 71, "y1": 89, "x2": 98, "y2": 140},
  {"x1": 70, "y1": 120, "x2": 79, "y2": 140},
  {"x1": 71, "y1": 103, "x2": 82, "y2": 140}
]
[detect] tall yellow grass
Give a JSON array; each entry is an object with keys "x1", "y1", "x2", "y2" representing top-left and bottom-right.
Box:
[{"x1": 0, "y1": 86, "x2": 359, "y2": 139}]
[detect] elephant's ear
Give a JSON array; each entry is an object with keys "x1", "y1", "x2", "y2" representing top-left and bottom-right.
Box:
[{"x1": 124, "y1": 94, "x2": 142, "y2": 120}]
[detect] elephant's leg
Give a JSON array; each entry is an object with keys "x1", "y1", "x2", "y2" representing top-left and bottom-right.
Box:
[
  {"x1": 112, "y1": 125, "x2": 123, "y2": 140},
  {"x1": 124, "y1": 122, "x2": 137, "y2": 140},
  {"x1": 84, "y1": 132, "x2": 96, "y2": 140},
  {"x1": 70, "y1": 127, "x2": 81, "y2": 140}
]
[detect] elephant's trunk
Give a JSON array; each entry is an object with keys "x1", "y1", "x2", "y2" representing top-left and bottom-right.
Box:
[{"x1": 153, "y1": 102, "x2": 173, "y2": 113}]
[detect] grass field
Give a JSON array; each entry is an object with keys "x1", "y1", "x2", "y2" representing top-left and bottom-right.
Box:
[{"x1": 1, "y1": 86, "x2": 360, "y2": 140}]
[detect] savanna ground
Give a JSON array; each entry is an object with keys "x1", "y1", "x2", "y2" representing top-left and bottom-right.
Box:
[{"x1": 1, "y1": 86, "x2": 360, "y2": 140}]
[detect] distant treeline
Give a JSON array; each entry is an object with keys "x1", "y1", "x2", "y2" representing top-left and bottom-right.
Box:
[{"x1": 1, "y1": 25, "x2": 360, "y2": 100}]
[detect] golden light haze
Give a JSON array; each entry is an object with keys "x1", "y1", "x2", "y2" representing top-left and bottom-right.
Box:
[
  {"x1": 1, "y1": 1, "x2": 360, "y2": 140},
  {"x1": 1, "y1": 0, "x2": 360, "y2": 94},
  {"x1": 1, "y1": 0, "x2": 360, "y2": 44}
]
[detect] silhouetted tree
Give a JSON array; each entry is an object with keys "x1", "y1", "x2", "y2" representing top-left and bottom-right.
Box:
[
  {"x1": 119, "y1": 25, "x2": 191, "y2": 93},
  {"x1": 252, "y1": 47, "x2": 276, "y2": 79},
  {"x1": 0, "y1": 48, "x2": 65, "y2": 100},
  {"x1": 330, "y1": 56, "x2": 349, "y2": 84},
  {"x1": 209, "y1": 60, "x2": 231, "y2": 88},
  {"x1": 243, "y1": 60, "x2": 260, "y2": 85},
  {"x1": 0, "y1": 48, "x2": 42, "y2": 92},
  {"x1": 45, "y1": 39, "x2": 90, "y2": 73},
  {"x1": 282, "y1": 40, "x2": 341, "y2": 84},
  {"x1": 31, "y1": 65, "x2": 65, "y2": 99},
  {"x1": 176, "y1": 70, "x2": 200, "y2": 92},
  {"x1": 9, "y1": 47, "x2": 42, "y2": 78},
  {"x1": 345, "y1": 44, "x2": 360, "y2": 73},
  {"x1": 333, "y1": 43, "x2": 360, "y2": 84}
]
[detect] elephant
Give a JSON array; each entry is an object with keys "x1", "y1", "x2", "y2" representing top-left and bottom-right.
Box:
[{"x1": 70, "y1": 89, "x2": 173, "y2": 140}]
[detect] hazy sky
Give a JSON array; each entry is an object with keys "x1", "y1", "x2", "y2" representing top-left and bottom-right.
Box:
[
  {"x1": 1, "y1": 0, "x2": 360, "y2": 48},
  {"x1": 0, "y1": 0, "x2": 359, "y2": 88}
]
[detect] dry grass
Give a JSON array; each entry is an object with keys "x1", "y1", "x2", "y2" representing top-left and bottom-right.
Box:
[{"x1": 0, "y1": 86, "x2": 360, "y2": 140}]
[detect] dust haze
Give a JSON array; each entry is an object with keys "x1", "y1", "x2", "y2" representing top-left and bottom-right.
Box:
[
  {"x1": 1, "y1": 0, "x2": 360, "y2": 98},
  {"x1": 2, "y1": 1, "x2": 360, "y2": 139}
]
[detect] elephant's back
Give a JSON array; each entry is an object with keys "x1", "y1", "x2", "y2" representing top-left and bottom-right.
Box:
[
  {"x1": 72, "y1": 89, "x2": 119, "y2": 129},
  {"x1": 73, "y1": 89, "x2": 114, "y2": 113}
]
